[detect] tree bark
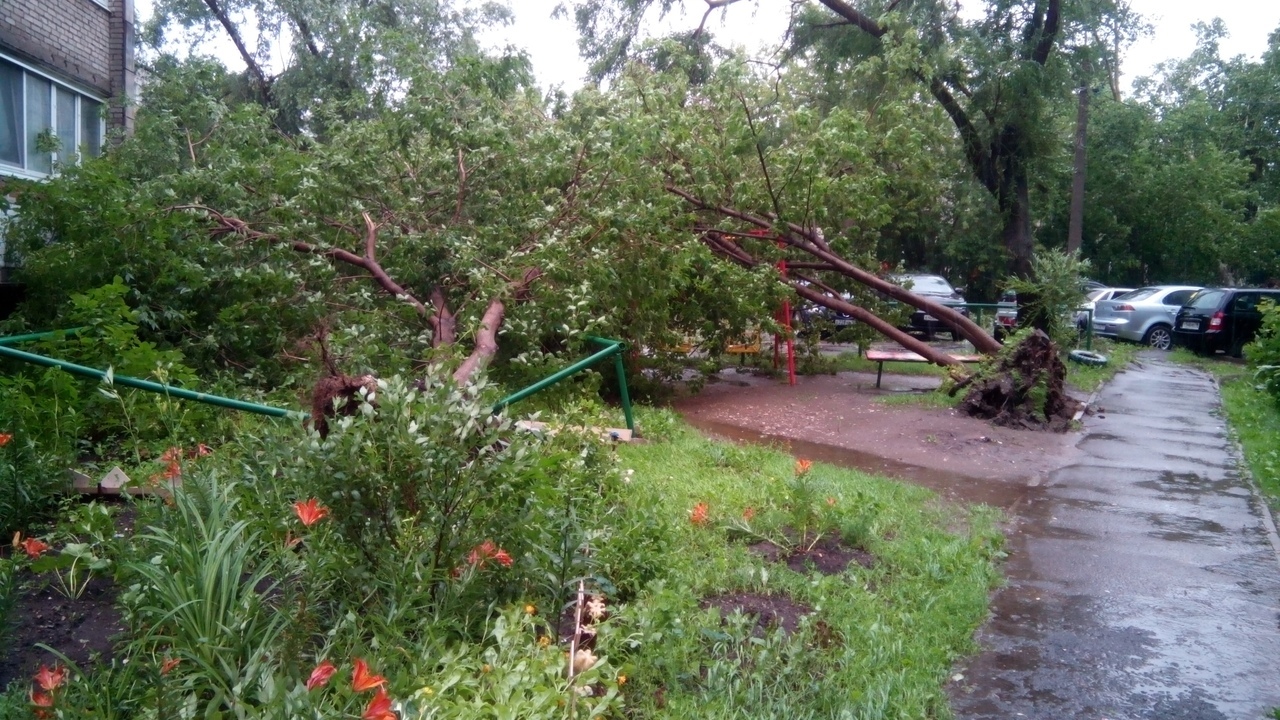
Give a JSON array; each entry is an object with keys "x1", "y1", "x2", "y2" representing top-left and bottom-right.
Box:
[
  {"x1": 1067, "y1": 85, "x2": 1089, "y2": 256},
  {"x1": 452, "y1": 299, "x2": 504, "y2": 384},
  {"x1": 670, "y1": 186, "x2": 1004, "y2": 355}
]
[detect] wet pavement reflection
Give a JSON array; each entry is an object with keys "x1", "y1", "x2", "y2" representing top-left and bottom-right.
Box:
[{"x1": 682, "y1": 356, "x2": 1280, "y2": 718}]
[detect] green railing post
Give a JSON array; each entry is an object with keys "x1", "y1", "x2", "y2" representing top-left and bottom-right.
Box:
[
  {"x1": 612, "y1": 351, "x2": 635, "y2": 432},
  {"x1": 0, "y1": 327, "x2": 86, "y2": 346},
  {"x1": 493, "y1": 336, "x2": 635, "y2": 433},
  {"x1": 0, "y1": 343, "x2": 307, "y2": 420}
]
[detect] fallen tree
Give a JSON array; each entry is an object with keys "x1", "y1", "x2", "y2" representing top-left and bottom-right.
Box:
[{"x1": 667, "y1": 186, "x2": 1004, "y2": 365}]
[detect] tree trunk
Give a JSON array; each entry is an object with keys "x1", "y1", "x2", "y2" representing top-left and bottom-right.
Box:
[
  {"x1": 1067, "y1": 85, "x2": 1089, "y2": 256},
  {"x1": 1000, "y1": 163, "x2": 1035, "y2": 279}
]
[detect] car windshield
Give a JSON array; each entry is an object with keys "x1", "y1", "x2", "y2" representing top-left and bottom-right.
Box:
[
  {"x1": 1116, "y1": 288, "x2": 1158, "y2": 302},
  {"x1": 1087, "y1": 288, "x2": 1111, "y2": 302},
  {"x1": 899, "y1": 276, "x2": 953, "y2": 293},
  {"x1": 1187, "y1": 289, "x2": 1226, "y2": 310}
]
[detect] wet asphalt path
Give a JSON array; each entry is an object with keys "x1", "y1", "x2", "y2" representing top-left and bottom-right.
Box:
[{"x1": 951, "y1": 355, "x2": 1280, "y2": 719}]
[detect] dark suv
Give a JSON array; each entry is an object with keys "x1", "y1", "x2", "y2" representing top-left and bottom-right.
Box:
[{"x1": 1172, "y1": 288, "x2": 1280, "y2": 357}]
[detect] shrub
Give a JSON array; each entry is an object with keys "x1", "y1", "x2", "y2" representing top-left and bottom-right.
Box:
[
  {"x1": 1248, "y1": 299, "x2": 1280, "y2": 403},
  {"x1": 1002, "y1": 248, "x2": 1090, "y2": 348}
]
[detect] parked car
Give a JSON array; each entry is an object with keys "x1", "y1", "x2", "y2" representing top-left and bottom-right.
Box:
[
  {"x1": 1172, "y1": 288, "x2": 1280, "y2": 357},
  {"x1": 1092, "y1": 285, "x2": 1202, "y2": 350},
  {"x1": 891, "y1": 273, "x2": 970, "y2": 340},
  {"x1": 1075, "y1": 287, "x2": 1134, "y2": 330}
]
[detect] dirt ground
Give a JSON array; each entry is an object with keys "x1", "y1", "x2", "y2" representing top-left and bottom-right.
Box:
[{"x1": 672, "y1": 367, "x2": 1082, "y2": 509}]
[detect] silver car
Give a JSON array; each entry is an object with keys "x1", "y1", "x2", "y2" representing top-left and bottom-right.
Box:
[
  {"x1": 1074, "y1": 287, "x2": 1134, "y2": 329},
  {"x1": 1092, "y1": 285, "x2": 1202, "y2": 350}
]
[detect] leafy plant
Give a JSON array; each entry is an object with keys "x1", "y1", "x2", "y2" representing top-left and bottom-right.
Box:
[
  {"x1": 1247, "y1": 299, "x2": 1280, "y2": 403},
  {"x1": 1001, "y1": 249, "x2": 1090, "y2": 348},
  {"x1": 30, "y1": 542, "x2": 112, "y2": 600},
  {"x1": 123, "y1": 473, "x2": 285, "y2": 715}
]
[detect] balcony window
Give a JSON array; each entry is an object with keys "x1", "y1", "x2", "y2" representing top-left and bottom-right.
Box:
[{"x1": 0, "y1": 56, "x2": 106, "y2": 178}]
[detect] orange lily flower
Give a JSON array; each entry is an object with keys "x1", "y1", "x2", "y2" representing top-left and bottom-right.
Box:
[
  {"x1": 33, "y1": 665, "x2": 66, "y2": 692},
  {"x1": 195, "y1": 443, "x2": 212, "y2": 456},
  {"x1": 21, "y1": 537, "x2": 49, "y2": 559},
  {"x1": 794, "y1": 459, "x2": 813, "y2": 476},
  {"x1": 293, "y1": 498, "x2": 330, "y2": 527},
  {"x1": 351, "y1": 658, "x2": 386, "y2": 692},
  {"x1": 30, "y1": 689, "x2": 53, "y2": 707},
  {"x1": 826, "y1": 497, "x2": 837, "y2": 506},
  {"x1": 689, "y1": 502, "x2": 709, "y2": 526},
  {"x1": 306, "y1": 660, "x2": 337, "y2": 690},
  {"x1": 362, "y1": 687, "x2": 397, "y2": 720},
  {"x1": 160, "y1": 446, "x2": 183, "y2": 462},
  {"x1": 0, "y1": 432, "x2": 12, "y2": 446},
  {"x1": 491, "y1": 548, "x2": 513, "y2": 567},
  {"x1": 160, "y1": 657, "x2": 181, "y2": 675},
  {"x1": 742, "y1": 507, "x2": 755, "y2": 521}
]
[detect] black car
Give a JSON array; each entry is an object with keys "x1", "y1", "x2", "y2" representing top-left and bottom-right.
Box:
[
  {"x1": 1172, "y1": 288, "x2": 1280, "y2": 357},
  {"x1": 892, "y1": 274, "x2": 970, "y2": 340}
]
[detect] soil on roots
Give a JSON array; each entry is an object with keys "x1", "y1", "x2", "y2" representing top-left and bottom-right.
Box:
[{"x1": 958, "y1": 330, "x2": 1081, "y2": 432}]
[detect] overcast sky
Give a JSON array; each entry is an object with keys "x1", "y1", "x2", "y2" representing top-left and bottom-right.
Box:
[{"x1": 138, "y1": 0, "x2": 1280, "y2": 94}]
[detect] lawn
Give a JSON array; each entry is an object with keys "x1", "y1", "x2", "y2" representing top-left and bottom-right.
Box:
[{"x1": 0, "y1": 391, "x2": 1003, "y2": 720}]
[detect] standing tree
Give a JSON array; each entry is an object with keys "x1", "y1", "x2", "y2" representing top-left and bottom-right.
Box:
[{"x1": 573, "y1": 0, "x2": 1141, "y2": 280}]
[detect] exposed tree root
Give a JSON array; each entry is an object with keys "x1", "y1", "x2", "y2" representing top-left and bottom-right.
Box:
[{"x1": 955, "y1": 330, "x2": 1079, "y2": 432}]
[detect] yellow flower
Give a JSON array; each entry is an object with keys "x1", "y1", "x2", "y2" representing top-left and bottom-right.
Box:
[
  {"x1": 418, "y1": 687, "x2": 434, "y2": 697},
  {"x1": 537, "y1": 635, "x2": 551, "y2": 647},
  {"x1": 481, "y1": 664, "x2": 492, "y2": 674},
  {"x1": 617, "y1": 674, "x2": 627, "y2": 686},
  {"x1": 524, "y1": 604, "x2": 536, "y2": 615}
]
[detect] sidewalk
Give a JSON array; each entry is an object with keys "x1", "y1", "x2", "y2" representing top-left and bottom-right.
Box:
[{"x1": 951, "y1": 355, "x2": 1280, "y2": 719}]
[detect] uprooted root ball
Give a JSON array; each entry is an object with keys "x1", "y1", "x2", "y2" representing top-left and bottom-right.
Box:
[{"x1": 955, "y1": 330, "x2": 1080, "y2": 431}]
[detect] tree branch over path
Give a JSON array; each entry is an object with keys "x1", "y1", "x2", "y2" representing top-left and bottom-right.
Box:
[{"x1": 666, "y1": 186, "x2": 1003, "y2": 356}]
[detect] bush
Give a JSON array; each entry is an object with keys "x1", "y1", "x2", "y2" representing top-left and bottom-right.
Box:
[
  {"x1": 1002, "y1": 249, "x2": 1090, "y2": 348},
  {"x1": 1248, "y1": 299, "x2": 1280, "y2": 402}
]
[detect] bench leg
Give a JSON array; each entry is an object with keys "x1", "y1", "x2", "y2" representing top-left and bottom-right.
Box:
[{"x1": 876, "y1": 361, "x2": 884, "y2": 389}]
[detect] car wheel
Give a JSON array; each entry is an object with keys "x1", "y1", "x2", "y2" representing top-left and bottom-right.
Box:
[
  {"x1": 1143, "y1": 324, "x2": 1173, "y2": 351},
  {"x1": 1230, "y1": 338, "x2": 1245, "y2": 359}
]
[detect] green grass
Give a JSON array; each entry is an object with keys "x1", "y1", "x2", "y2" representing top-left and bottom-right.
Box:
[
  {"x1": 1218, "y1": 378, "x2": 1280, "y2": 502},
  {"x1": 612, "y1": 411, "x2": 1004, "y2": 719},
  {"x1": 1065, "y1": 338, "x2": 1140, "y2": 393},
  {"x1": 876, "y1": 389, "x2": 962, "y2": 409}
]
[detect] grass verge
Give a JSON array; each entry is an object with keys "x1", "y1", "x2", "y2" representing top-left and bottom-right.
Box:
[
  {"x1": 1064, "y1": 338, "x2": 1139, "y2": 393},
  {"x1": 1166, "y1": 350, "x2": 1280, "y2": 503},
  {"x1": 612, "y1": 411, "x2": 1004, "y2": 718}
]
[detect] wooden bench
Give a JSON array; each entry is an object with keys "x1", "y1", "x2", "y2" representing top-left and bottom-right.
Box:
[{"x1": 864, "y1": 348, "x2": 984, "y2": 388}]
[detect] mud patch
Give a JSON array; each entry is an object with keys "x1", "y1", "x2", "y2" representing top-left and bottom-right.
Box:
[
  {"x1": 0, "y1": 574, "x2": 124, "y2": 687},
  {"x1": 747, "y1": 535, "x2": 874, "y2": 576},
  {"x1": 700, "y1": 593, "x2": 812, "y2": 635}
]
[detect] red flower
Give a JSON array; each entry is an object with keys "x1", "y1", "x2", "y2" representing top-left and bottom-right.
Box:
[
  {"x1": 362, "y1": 687, "x2": 397, "y2": 720},
  {"x1": 21, "y1": 537, "x2": 49, "y2": 559},
  {"x1": 351, "y1": 658, "x2": 386, "y2": 692},
  {"x1": 33, "y1": 665, "x2": 66, "y2": 692},
  {"x1": 306, "y1": 660, "x2": 337, "y2": 690},
  {"x1": 293, "y1": 498, "x2": 330, "y2": 527},
  {"x1": 465, "y1": 540, "x2": 513, "y2": 569},
  {"x1": 30, "y1": 689, "x2": 53, "y2": 707},
  {"x1": 689, "y1": 502, "x2": 709, "y2": 526},
  {"x1": 794, "y1": 459, "x2": 813, "y2": 476},
  {"x1": 742, "y1": 507, "x2": 755, "y2": 521},
  {"x1": 0, "y1": 432, "x2": 11, "y2": 446},
  {"x1": 160, "y1": 657, "x2": 181, "y2": 675},
  {"x1": 160, "y1": 446, "x2": 183, "y2": 462},
  {"x1": 195, "y1": 443, "x2": 212, "y2": 457}
]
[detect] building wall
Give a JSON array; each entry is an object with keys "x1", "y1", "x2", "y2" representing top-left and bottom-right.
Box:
[{"x1": 0, "y1": 0, "x2": 134, "y2": 130}]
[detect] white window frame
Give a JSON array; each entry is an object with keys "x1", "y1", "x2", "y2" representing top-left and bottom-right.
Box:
[
  {"x1": 85, "y1": 0, "x2": 111, "y2": 10},
  {"x1": 0, "y1": 52, "x2": 107, "y2": 180}
]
